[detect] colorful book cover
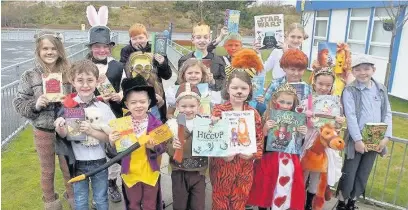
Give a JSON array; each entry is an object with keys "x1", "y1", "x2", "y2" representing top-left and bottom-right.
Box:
[
  {"x1": 289, "y1": 82, "x2": 307, "y2": 101},
  {"x1": 109, "y1": 116, "x2": 137, "y2": 153},
  {"x1": 317, "y1": 42, "x2": 337, "y2": 68},
  {"x1": 199, "y1": 97, "x2": 211, "y2": 117},
  {"x1": 148, "y1": 124, "x2": 173, "y2": 145},
  {"x1": 249, "y1": 76, "x2": 265, "y2": 108},
  {"x1": 42, "y1": 73, "x2": 64, "y2": 102},
  {"x1": 221, "y1": 110, "x2": 257, "y2": 155},
  {"x1": 201, "y1": 59, "x2": 212, "y2": 75},
  {"x1": 64, "y1": 107, "x2": 86, "y2": 141},
  {"x1": 311, "y1": 95, "x2": 341, "y2": 128},
  {"x1": 266, "y1": 109, "x2": 306, "y2": 154},
  {"x1": 254, "y1": 14, "x2": 284, "y2": 50},
  {"x1": 154, "y1": 32, "x2": 168, "y2": 56},
  {"x1": 362, "y1": 123, "x2": 388, "y2": 152},
  {"x1": 192, "y1": 118, "x2": 230, "y2": 157},
  {"x1": 225, "y1": 9, "x2": 240, "y2": 33},
  {"x1": 97, "y1": 79, "x2": 116, "y2": 96}
]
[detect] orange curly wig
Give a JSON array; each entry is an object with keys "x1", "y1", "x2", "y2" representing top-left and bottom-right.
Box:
[
  {"x1": 231, "y1": 48, "x2": 263, "y2": 73},
  {"x1": 280, "y1": 48, "x2": 308, "y2": 70}
]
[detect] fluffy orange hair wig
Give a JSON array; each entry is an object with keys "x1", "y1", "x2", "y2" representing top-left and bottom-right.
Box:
[
  {"x1": 231, "y1": 49, "x2": 263, "y2": 73},
  {"x1": 280, "y1": 48, "x2": 308, "y2": 70},
  {"x1": 129, "y1": 23, "x2": 148, "y2": 38}
]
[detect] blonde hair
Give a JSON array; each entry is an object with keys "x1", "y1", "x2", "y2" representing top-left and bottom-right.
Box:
[
  {"x1": 286, "y1": 23, "x2": 308, "y2": 40},
  {"x1": 263, "y1": 90, "x2": 299, "y2": 122},
  {"x1": 178, "y1": 58, "x2": 210, "y2": 84},
  {"x1": 34, "y1": 31, "x2": 70, "y2": 82}
]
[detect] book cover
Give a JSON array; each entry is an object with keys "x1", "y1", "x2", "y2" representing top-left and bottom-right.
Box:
[
  {"x1": 266, "y1": 109, "x2": 306, "y2": 154},
  {"x1": 192, "y1": 118, "x2": 230, "y2": 157},
  {"x1": 289, "y1": 82, "x2": 307, "y2": 101},
  {"x1": 64, "y1": 107, "x2": 87, "y2": 141},
  {"x1": 154, "y1": 32, "x2": 168, "y2": 56},
  {"x1": 109, "y1": 116, "x2": 138, "y2": 153},
  {"x1": 221, "y1": 110, "x2": 257, "y2": 155},
  {"x1": 199, "y1": 97, "x2": 211, "y2": 117},
  {"x1": 362, "y1": 123, "x2": 388, "y2": 152},
  {"x1": 311, "y1": 95, "x2": 341, "y2": 128},
  {"x1": 249, "y1": 76, "x2": 265, "y2": 108},
  {"x1": 254, "y1": 14, "x2": 284, "y2": 50},
  {"x1": 201, "y1": 59, "x2": 212, "y2": 76},
  {"x1": 97, "y1": 79, "x2": 116, "y2": 96},
  {"x1": 225, "y1": 9, "x2": 240, "y2": 33},
  {"x1": 150, "y1": 32, "x2": 156, "y2": 54},
  {"x1": 148, "y1": 124, "x2": 173, "y2": 145},
  {"x1": 42, "y1": 73, "x2": 64, "y2": 102},
  {"x1": 317, "y1": 42, "x2": 337, "y2": 68}
]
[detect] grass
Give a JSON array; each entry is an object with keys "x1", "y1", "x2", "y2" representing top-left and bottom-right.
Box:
[{"x1": 2, "y1": 45, "x2": 406, "y2": 209}]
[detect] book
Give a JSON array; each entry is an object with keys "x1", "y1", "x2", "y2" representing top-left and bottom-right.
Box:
[
  {"x1": 97, "y1": 79, "x2": 116, "y2": 96},
  {"x1": 288, "y1": 82, "x2": 308, "y2": 101},
  {"x1": 254, "y1": 14, "x2": 284, "y2": 50},
  {"x1": 201, "y1": 59, "x2": 212, "y2": 74},
  {"x1": 42, "y1": 73, "x2": 64, "y2": 102},
  {"x1": 225, "y1": 9, "x2": 240, "y2": 33},
  {"x1": 109, "y1": 116, "x2": 138, "y2": 153},
  {"x1": 311, "y1": 95, "x2": 342, "y2": 128},
  {"x1": 317, "y1": 42, "x2": 337, "y2": 69},
  {"x1": 362, "y1": 123, "x2": 388, "y2": 152},
  {"x1": 249, "y1": 76, "x2": 265, "y2": 108},
  {"x1": 192, "y1": 118, "x2": 230, "y2": 157},
  {"x1": 153, "y1": 32, "x2": 168, "y2": 56},
  {"x1": 64, "y1": 107, "x2": 86, "y2": 141},
  {"x1": 148, "y1": 124, "x2": 173, "y2": 145},
  {"x1": 199, "y1": 97, "x2": 211, "y2": 117},
  {"x1": 221, "y1": 110, "x2": 257, "y2": 155},
  {"x1": 266, "y1": 109, "x2": 306, "y2": 154}
]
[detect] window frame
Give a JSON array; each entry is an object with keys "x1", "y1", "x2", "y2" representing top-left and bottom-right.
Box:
[
  {"x1": 313, "y1": 11, "x2": 329, "y2": 47},
  {"x1": 346, "y1": 8, "x2": 371, "y2": 52},
  {"x1": 367, "y1": 7, "x2": 395, "y2": 57}
]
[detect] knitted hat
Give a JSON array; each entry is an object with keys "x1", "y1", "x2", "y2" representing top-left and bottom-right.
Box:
[
  {"x1": 175, "y1": 83, "x2": 201, "y2": 102},
  {"x1": 129, "y1": 23, "x2": 148, "y2": 38},
  {"x1": 225, "y1": 49, "x2": 263, "y2": 80}
]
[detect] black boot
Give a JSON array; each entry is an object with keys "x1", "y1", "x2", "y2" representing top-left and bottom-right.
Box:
[
  {"x1": 336, "y1": 200, "x2": 347, "y2": 210},
  {"x1": 346, "y1": 199, "x2": 359, "y2": 210},
  {"x1": 108, "y1": 178, "x2": 122, "y2": 203},
  {"x1": 305, "y1": 191, "x2": 315, "y2": 210}
]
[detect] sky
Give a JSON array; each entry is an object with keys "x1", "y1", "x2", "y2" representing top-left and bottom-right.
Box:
[{"x1": 256, "y1": 0, "x2": 298, "y2": 6}]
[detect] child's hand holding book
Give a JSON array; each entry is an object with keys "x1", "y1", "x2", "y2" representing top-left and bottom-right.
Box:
[
  {"x1": 355, "y1": 141, "x2": 368, "y2": 154},
  {"x1": 376, "y1": 137, "x2": 389, "y2": 153},
  {"x1": 145, "y1": 138, "x2": 156, "y2": 150},
  {"x1": 109, "y1": 131, "x2": 121, "y2": 145},
  {"x1": 35, "y1": 94, "x2": 50, "y2": 111},
  {"x1": 239, "y1": 153, "x2": 253, "y2": 160},
  {"x1": 172, "y1": 137, "x2": 184, "y2": 149},
  {"x1": 297, "y1": 125, "x2": 308, "y2": 136},
  {"x1": 263, "y1": 120, "x2": 276, "y2": 136}
]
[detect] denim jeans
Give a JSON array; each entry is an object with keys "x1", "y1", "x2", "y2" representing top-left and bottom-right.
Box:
[{"x1": 73, "y1": 158, "x2": 108, "y2": 210}]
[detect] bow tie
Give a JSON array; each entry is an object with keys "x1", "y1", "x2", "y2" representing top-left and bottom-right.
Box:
[
  {"x1": 92, "y1": 58, "x2": 108, "y2": 65},
  {"x1": 79, "y1": 98, "x2": 98, "y2": 108}
]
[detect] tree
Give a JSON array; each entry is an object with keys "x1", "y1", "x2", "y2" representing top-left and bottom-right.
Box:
[{"x1": 381, "y1": 1, "x2": 408, "y2": 89}]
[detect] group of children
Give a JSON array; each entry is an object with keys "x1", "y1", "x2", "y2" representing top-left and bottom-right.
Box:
[{"x1": 13, "y1": 5, "x2": 392, "y2": 210}]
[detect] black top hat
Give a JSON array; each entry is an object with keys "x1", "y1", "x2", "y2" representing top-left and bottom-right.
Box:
[
  {"x1": 88, "y1": 26, "x2": 115, "y2": 46},
  {"x1": 121, "y1": 75, "x2": 157, "y2": 109}
]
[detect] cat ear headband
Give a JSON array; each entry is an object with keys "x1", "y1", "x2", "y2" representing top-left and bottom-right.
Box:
[{"x1": 35, "y1": 32, "x2": 64, "y2": 43}]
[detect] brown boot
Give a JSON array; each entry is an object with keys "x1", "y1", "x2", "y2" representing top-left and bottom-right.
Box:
[
  {"x1": 63, "y1": 191, "x2": 75, "y2": 210},
  {"x1": 44, "y1": 193, "x2": 63, "y2": 210}
]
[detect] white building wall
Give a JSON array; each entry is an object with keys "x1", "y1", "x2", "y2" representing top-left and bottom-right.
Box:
[
  {"x1": 302, "y1": 11, "x2": 315, "y2": 61},
  {"x1": 328, "y1": 10, "x2": 348, "y2": 43},
  {"x1": 391, "y1": 9, "x2": 408, "y2": 100}
]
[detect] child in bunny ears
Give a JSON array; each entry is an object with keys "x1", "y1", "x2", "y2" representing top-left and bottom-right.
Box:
[
  {"x1": 85, "y1": 5, "x2": 124, "y2": 203},
  {"x1": 120, "y1": 23, "x2": 172, "y2": 123}
]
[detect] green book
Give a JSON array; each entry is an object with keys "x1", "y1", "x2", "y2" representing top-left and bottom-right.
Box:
[{"x1": 362, "y1": 123, "x2": 388, "y2": 152}]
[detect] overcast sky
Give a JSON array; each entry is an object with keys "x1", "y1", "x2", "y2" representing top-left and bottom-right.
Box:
[{"x1": 256, "y1": 0, "x2": 298, "y2": 6}]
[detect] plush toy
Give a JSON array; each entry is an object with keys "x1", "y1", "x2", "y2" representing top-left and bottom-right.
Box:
[
  {"x1": 81, "y1": 107, "x2": 111, "y2": 147},
  {"x1": 301, "y1": 124, "x2": 345, "y2": 210}
]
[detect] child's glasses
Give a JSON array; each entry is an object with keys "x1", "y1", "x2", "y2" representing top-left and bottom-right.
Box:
[{"x1": 132, "y1": 64, "x2": 153, "y2": 72}]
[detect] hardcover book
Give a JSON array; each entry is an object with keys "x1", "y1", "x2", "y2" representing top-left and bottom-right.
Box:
[
  {"x1": 254, "y1": 14, "x2": 284, "y2": 50},
  {"x1": 97, "y1": 79, "x2": 116, "y2": 96},
  {"x1": 64, "y1": 107, "x2": 86, "y2": 141},
  {"x1": 42, "y1": 73, "x2": 64, "y2": 102},
  {"x1": 109, "y1": 116, "x2": 137, "y2": 153},
  {"x1": 362, "y1": 123, "x2": 388, "y2": 152},
  {"x1": 311, "y1": 95, "x2": 342, "y2": 128},
  {"x1": 266, "y1": 109, "x2": 306, "y2": 154},
  {"x1": 153, "y1": 32, "x2": 168, "y2": 56},
  {"x1": 225, "y1": 9, "x2": 240, "y2": 33}
]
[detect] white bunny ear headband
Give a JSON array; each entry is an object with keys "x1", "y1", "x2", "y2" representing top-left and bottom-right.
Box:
[{"x1": 86, "y1": 5, "x2": 110, "y2": 29}]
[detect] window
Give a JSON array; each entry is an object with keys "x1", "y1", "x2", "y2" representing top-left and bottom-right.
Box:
[
  {"x1": 313, "y1": 11, "x2": 329, "y2": 46},
  {"x1": 368, "y1": 7, "x2": 397, "y2": 57},
  {"x1": 347, "y1": 8, "x2": 371, "y2": 53}
]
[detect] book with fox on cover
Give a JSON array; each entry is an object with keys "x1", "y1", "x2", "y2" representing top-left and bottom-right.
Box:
[
  {"x1": 109, "y1": 116, "x2": 137, "y2": 153},
  {"x1": 42, "y1": 73, "x2": 64, "y2": 102},
  {"x1": 362, "y1": 123, "x2": 388, "y2": 152},
  {"x1": 225, "y1": 9, "x2": 240, "y2": 33},
  {"x1": 64, "y1": 107, "x2": 86, "y2": 141},
  {"x1": 266, "y1": 109, "x2": 306, "y2": 154}
]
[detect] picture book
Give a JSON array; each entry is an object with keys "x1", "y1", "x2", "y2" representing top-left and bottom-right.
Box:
[
  {"x1": 362, "y1": 123, "x2": 388, "y2": 152},
  {"x1": 266, "y1": 109, "x2": 306, "y2": 154},
  {"x1": 317, "y1": 42, "x2": 337, "y2": 68},
  {"x1": 221, "y1": 110, "x2": 257, "y2": 155},
  {"x1": 249, "y1": 76, "x2": 265, "y2": 108},
  {"x1": 225, "y1": 9, "x2": 240, "y2": 33},
  {"x1": 42, "y1": 73, "x2": 64, "y2": 102},
  {"x1": 192, "y1": 118, "x2": 230, "y2": 157},
  {"x1": 148, "y1": 124, "x2": 173, "y2": 145},
  {"x1": 311, "y1": 95, "x2": 342, "y2": 128},
  {"x1": 154, "y1": 32, "x2": 168, "y2": 56},
  {"x1": 109, "y1": 116, "x2": 137, "y2": 153},
  {"x1": 64, "y1": 107, "x2": 86, "y2": 141},
  {"x1": 254, "y1": 14, "x2": 284, "y2": 50},
  {"x1": 97, "y1": 79, "x2": 116, "y2": 96}
]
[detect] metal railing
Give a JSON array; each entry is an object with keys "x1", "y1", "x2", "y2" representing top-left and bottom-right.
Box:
[{"x1": 165, "y1": 40, "x2": 408, "y2": 210}]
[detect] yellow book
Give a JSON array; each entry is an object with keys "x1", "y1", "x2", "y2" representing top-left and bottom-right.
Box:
[{"x1": 109, "y1": 116, "x2": 137, "y2": 153}]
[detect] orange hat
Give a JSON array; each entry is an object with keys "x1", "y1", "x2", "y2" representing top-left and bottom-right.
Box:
[{"x1": 129, "y1": 23, "x2": 148, "y2": 38}]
